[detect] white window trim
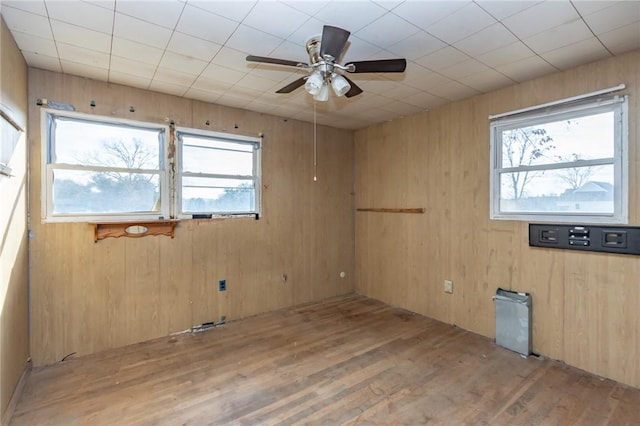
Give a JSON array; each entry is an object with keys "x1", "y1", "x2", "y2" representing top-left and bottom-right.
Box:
[
  {"x1": 41, "y1": 109, "x2": 171, "y2": 223},
  {"x1": 175, "y1": 127, "x2": 262, "y2": 219},
  {"x1": 490, "y1": 95, "x2": 628, "y2": 224}
]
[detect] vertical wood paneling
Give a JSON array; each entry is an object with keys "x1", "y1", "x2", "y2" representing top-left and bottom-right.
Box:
[
  {"x1": 28, "y1": 70, "x2": 355, "y2": 366},
  {"x1": 0, "y1": 15, "x2": 29, "y2": 422},
  {"x1": 355, "y1": 50, "x2": 640, "y2": 388}
]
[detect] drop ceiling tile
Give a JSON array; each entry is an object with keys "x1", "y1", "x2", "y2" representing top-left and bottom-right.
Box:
[
  {"x1": 3, "y1": 0, "x2": 47, "y2": 15},
  {"x1": 378, "y1": 100, "x2": 423, "y2": 116},
  {"x1": 477, "y1": 41, "x2": 535, "y2": 68},
  {"x1": 200, "y1": 63, "x2": 246, "y2": 85},
  {"x1": 176, "y1": 5, "x2": 239, "y2": 44},
  {"x1": 56, "y1": 43, "x2": 110, "y2": 68},
  {"x1": 401, "y1": 91, "x2": 449, "y2": 109},
  {"x1": 113, "y1": 13, "x2": 173, "y2": 49},
  {"x1": 183, "y1": 87, "x2": 221, "y2": 104},
  {"x1": 1, "y1": 7, "x2": 54, "y2": 39},
  {"x1": 354, "y1": 12, "x2": 421, "y2": 49},
  {"x1": 357, "y1": 77, "x2": 403, "y2": 94},
  {"x1": 457, "y1": 68, "x2": 514, "y2": 92},
  {"x1": 392, "y1": 1, "x2": 469, "y2": 30},
  {"x1": 246, "y1": 65, "x2": 298, "y2": 85},
  {"x1": 426, "y1": 2, "x2": 497, "y2": 44},
  {"x1": 191, "y1": 76, "x2": 234, "y2": 93},
  {"x1": 374, "y1": 82, "x2": 425, "y2": 101},
  {"x1": 386, "y1": 31, "x2": 447, "y2": 60},
  {"x1": 268, "y1": 40, "x2": 311, "y2": 65},
  {"x1": 440, "y1": 58, "x2": 492, "y2": 80},
  {"x1": 313, "y1": 1, "x2": 388, "y2": 33},
  {"x1": 242, "y1": 2, "x2": 309, "y2": 39},
  {"x1": 9, "y1": 31, "x2": 57, "y2": 55},
  {"x1": 159, "y1": 51, "x2": 208, "y2": 76},
  {"x1": 598, "y1": 22, "x2": 640, "y2": 55},
  {"x1": 210, "y1": 47, "x2": 255, "y2": 72},
  {"x1": 573, "y1": 1, "x2": 630, "y2": 17},
  {"x1": 401, "y1": 64, "x2": 452, "y2": 89},
  {"x1": 234, "y1": 73, "x2": 281, "y2": 92},
  {"x1": 84, "y1": 1, "x2": 115, "y2": 11},
  {"x1": 21, "y1": 51, "x2": 62, "y2": 72},
  {"x1": 153, "y1": 67, "x2": 199, "y2": 87},
  {"x1": 186, "y1": 0, "x2": 257, "y2": 23},
  {"x1": 46, "y1": 1, "x2": 114, "y2": 34},
  {"x1": 426, "y1": 79, "x2": 480, "y2": 101},
  {"x1": 453, "y1": 23, "x2": 518, "y2": 57},
  {"x1": 214, "y1": 93, "x2": 252, "y2": 109},
  {"x1": 166, "y1": 32, "x2": 222, "y2": 62},
  {"x1": 60, "y1": 60, "x2": 109, "y2": 81},
  {"x1": 285, "y1": 18, "x2": 326, "y2": 47},
  {"x1": 540, "y1": 38, "x2": 612, "y2": 70},
  {"x1": 110, "y1": 56, "x2": 157, "y2": 79},
  {"x1": 226, "y1": 25, "x2": 283, "y2": 56},
  {"x1": 341, "y1": 36, "x2": 384, "y2": 62},
  {"x1": 115, "y1": 0, "x2": 184, "y2": 29},
  {"x1": 496, "y1": 55, "x2": 557, "y2": 82},
  {"x1": 148, "y1": 80, "x2": 189, "y2": 97},
  {"x1": 475, "y1": 1, "x2": 541, "y2": 20},
  {"x1": 502, "y1": 1, "x2": 580, "y2": 39},
  {"x1": 111, "y1": 37, "x2": 165, "y2": 65},
  {"x1": 582, "y1": 2, "x2": 640, "y2": 35},
  {"x1": 415, "y1": 46, "x2": 469, "y2": 72},
  {"x1": 524, "y1": 19, "x2": 594, "y2": 54},
  {"x1": 50, "y1": 20, "x2": 112, "y2": 53},
  {"x1": 281, "y1": 1, "x2": 328, "y2": 16},
  {"x1": 108, "y1": 71, "x2": 151, "y2": 90}
]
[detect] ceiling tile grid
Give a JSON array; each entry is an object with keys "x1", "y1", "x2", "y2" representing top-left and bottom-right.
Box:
[{"x1": 0, "y1": 0, "x2": 638, "y2": 129}]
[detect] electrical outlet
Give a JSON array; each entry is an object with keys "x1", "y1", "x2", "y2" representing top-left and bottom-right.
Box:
[
  {"x1": 219, "y1": 279, "x2": 226, "y2": 291},
  {"x1": 444, "y1": 280, "x2": 454, "y2": 294}
]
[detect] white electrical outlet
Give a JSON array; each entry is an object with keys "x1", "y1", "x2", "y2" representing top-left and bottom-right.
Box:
[{"x1": 444, "y1": 280, "x2": 454, "y2": 294}]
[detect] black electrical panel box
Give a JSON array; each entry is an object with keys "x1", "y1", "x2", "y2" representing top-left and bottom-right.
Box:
[{"x1": 529, "y1": 224, "x2": 640, "y2": 255}]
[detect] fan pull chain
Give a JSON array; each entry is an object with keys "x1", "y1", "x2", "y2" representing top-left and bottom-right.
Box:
[{"x1": 313, "y1": 102, "x2": 317, "y2": 182}]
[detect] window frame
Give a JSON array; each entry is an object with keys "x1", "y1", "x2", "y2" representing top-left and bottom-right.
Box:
[
  {"x1": 489, "y1": 95, "x2": 628, "y2": 224},
  {"x1": 41, "y1": 109, "x2": 170, "y2": 223},
  {"x1": 175, "y1": 127, "x2": 261, "y2": 219}
]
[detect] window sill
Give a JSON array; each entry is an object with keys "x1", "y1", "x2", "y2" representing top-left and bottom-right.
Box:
[{"x1": 89, "y1": 219, "x2": 179, "y2": 242}]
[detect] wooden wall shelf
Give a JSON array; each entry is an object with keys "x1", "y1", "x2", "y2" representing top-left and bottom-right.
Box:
[{"x1": 90, "y1": 220, "x2": 179, "y2": 242}]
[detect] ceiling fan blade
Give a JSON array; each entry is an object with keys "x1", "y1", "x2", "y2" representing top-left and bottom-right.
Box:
[
  {"x1": 345, "y1": 59, "x2": 407, "y2": 73},
  {"x1": 319, "y1": 25, "x2": 350, "y2": 61},
  {"x1": 275, "y1": 77, "x2": 307, "y2": 94},
  {"x1": 342, "y1": 76, "x2": 363, "y2": 98},
  {"x1": 246, "y1": 55, "x2": 308, "y2": 69}
]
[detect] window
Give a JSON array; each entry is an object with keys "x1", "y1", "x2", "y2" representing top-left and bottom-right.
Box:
[
  {"x1": 490, "y1": 95, "x2": 628, "y2": 224},
  {"x1": 176, "y1": 129, "x2": 261, "y2": 217},
  {"x1": 1, "y1": 109, "x2": 23, "y2": 177},
  {"x1": 42, "y1": 109, "x2": 261, "y2": 222}
]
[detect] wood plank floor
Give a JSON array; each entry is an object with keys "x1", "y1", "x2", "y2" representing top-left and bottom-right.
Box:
[{"x1": 11, "y1": 294, "x2": 640, "y2": 425}]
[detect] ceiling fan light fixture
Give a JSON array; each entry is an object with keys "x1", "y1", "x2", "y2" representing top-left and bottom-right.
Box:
[
  {"x1": 305, "y1": 70, "x2": 324, "y2": 95},
  {"x1": 331, "y1": 73, "x2": 351, "y2": 97},
  {"x1": 313, "y1": 82, "x2": 329, "y2": 102}
]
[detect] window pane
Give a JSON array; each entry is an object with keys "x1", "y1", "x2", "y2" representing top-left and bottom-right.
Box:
[
  {"x1": 53, "y1": 117, "x2": 161, "y2": 169},
  {"x1": 499, "y1": 164, "x2": 614, "y2": 214},
  {"x1": 182, "y1": 136, "x2": 253, "y2": 175},
  {"x1": 1, "y1": 115, "x2": 21, "y2": 165},
  {"x1": 182, "y1": 177, "x2": 255, "y2": 213},
  {"x1": 501, "y1": 111, "x2": 614, "y2": 168},
  {"x1": 52, "y1": 169, "x2": 161, "y2": 214}
]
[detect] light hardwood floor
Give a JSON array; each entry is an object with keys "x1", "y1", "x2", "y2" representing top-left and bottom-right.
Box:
[{"x1": 11, "y1": 294, "x2": 640, "y2": 425}]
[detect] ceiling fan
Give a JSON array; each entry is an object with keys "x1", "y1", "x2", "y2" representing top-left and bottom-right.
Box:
[{"x1": 246, "y1": 25, "x2": 407, "y2": 101}]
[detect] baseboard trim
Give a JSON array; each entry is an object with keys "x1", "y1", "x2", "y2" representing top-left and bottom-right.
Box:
[{"x1": 1, "y1": 359, "x2": 31, "y2": 426}]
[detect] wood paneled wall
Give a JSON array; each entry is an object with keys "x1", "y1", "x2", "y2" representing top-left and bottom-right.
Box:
[
  {"x1": 355, "y1": 50, "x2": 640, "y2": 388},
  {"x1": 0, "y1": 16, "x2": 29, "y2": 423},
  {"x1": 28, "y1": 70, "x2": 355, "y2": 366}
]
